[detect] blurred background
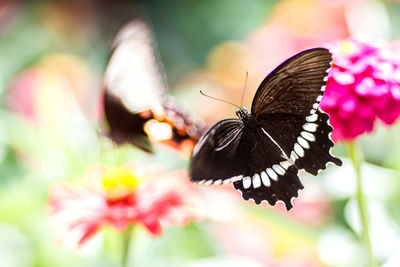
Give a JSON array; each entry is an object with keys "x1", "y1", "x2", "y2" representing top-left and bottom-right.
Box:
[{"x1": 1, "y1": 0, "x2": 400, "y2": 266}]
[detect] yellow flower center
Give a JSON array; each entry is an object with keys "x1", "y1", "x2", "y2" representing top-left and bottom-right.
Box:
[
  {"x1": 102, "y1": 167, "x2": 140, "y2": 200},
  {"x1": 339, "y1": 40, "x2": 355, "y2": 55}
]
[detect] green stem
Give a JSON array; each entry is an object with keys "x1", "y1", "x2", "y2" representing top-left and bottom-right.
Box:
[
  {"x1": 122, "y1": 224, "x2": 134, "y2": 267},
  {"x1": 346, "y1": 142, "x2": 376, "y2": 267}
]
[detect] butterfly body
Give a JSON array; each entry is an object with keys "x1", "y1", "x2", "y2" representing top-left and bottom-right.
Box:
[
  {"x1": 235, "y1": 107, "x2": 251, "y2": 121},
  {"x1": 190, "y1": 48, "x2": 342, "y2": 210}
]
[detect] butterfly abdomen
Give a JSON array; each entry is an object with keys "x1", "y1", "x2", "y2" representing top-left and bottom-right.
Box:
[{"x1": 236, "y1": 107, "x2": 251, "y2": 121}]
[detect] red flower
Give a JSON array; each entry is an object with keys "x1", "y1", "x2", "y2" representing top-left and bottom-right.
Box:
[
  {"x1": 321, "y1": 39, "x2": 400, "y2": 141},
  {"x1": 48, "y1": 162, "x2": 202, "y2": 247}
]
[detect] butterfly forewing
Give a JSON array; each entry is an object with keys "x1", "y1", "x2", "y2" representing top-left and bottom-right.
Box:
[
  {"x1": 250, "y1": 48, "x2": 341, "y2": 172},
  {"x1": 190, "y1": 119, "x2": 245, "y2": 183},
  {"x1": 251, "y1": 48, "x2": 332, "y2": 116}
]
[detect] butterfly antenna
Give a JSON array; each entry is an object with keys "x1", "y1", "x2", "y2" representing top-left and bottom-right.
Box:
[
  {"x1": 240, "y1": 71, "x2": 248, "y2": 108},
  {"x1": 200, "y1": 90, "x2": 240, "y2": 109}
]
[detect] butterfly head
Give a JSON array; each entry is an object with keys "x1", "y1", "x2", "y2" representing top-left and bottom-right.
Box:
[{"x1": 236, "y1": 107, "x2": 250, "y2": 121}]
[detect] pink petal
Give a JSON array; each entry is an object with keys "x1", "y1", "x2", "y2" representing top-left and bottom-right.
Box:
[
  {"x1": 332, "y1": 70, "x2": 354, "y2": 85},
  {"x1": 354, "y1": 77, "x2": 375, "y2": 96}
]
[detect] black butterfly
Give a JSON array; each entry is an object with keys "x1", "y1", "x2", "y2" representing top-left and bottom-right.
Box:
[
  {"x1": 190, "y1": 48, "x2": 342, "y2": 210},
  {"x1": 103, "y1": 18, "x2": 205, "y2": 157}
]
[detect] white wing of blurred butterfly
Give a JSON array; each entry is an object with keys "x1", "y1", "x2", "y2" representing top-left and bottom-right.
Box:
[
  {"x1": 104, "y1": 19, "x2": 167, "y2": 115},
  {"x1": 102, "y1": 18, "x2": 205, "y2": 156}
]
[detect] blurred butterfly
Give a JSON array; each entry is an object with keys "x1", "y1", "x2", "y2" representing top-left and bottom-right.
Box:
[
  {"x1": 190, "y1": 48, "x2": 342, "y2": 210},
  {"x1": 102, "y1": 18, "x2": 205, "y2": 157}
]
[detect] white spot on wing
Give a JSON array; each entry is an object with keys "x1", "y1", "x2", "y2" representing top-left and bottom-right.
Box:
[
  {"x1": 297, "y1": 136, "x2": 310, "y2": 149},
  {"x1": 261, "y1": 171, "x2": 270, "y2": 187},
  {"x1": 205, "y1": 180, "x2": 213, "y2": 185},
  {"x1": 294, "y1": 143, "x2": 305, "y2": 157},
  {"x1": 242, "y1": 176, "x2": 251, "y2": 189},
  {"x1": 232, "y1": 175, "x2": 243, "y2": 182},
  {"x1": 272, "y1": 164, "x2": 285, "y2": 175},
  {"x1": 280, "y1": 161, "x2": 291, "y2": 170},
  {"x1": 290, "y1": 151, "x2": 299, "y2": 162},
  {"x1": 306, "y1": 114, "x2": 318, "y2": 122},
  {"x1": 223, "y1": 179, "x2": 231, "y2": 184},
  {"x1": 301, "y1": 131, "x2": 316, "y2": 142},
  {"x1": 303, "y1": 123, "x2": 318, "y2": 132},
  {"x1": 252, "y1": 173, "x2": 261, "y2": 188},
  {"x1": 266, "y1": 168, "x2": 278, "y2": 181},
  {"x1": 193, "y1": 175, "x2": 243, "y2": 187}
]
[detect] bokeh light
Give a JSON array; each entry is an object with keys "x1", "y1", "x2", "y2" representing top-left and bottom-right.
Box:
[{"x1": 1, "y1": 1, "x2": 400, "y2": 266}]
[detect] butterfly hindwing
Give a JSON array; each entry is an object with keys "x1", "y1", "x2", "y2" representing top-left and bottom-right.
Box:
[
  {"x1": 233, "y1": 110, "x2": 341, "y2": 210},
  {"x1": 233, "y1": 165, "x2": 302, "y2": 210},
  {"x1": 258, "y1": 109, "x2": 341, "y2": 175},
  {"x1": 291, "y1": 109, "x2": 342, "y2": 174},
  {"x1": 104, "y1": 91, "x2": 153, "y2": 152}
]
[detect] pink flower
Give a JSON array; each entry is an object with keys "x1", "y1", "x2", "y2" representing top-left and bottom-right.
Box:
[
  {"x1": 321, "y1": 39, "x2": 400, "y2": 141},
  {"x1": 7, "y1": 54, "x2": 95, "y2": 124},
  {"x1": 48, "y1": 162, "x2": 202, "y2": 247},
  {"x1": 7, "y1": 69, "x2": 40, "y2": 123}
]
